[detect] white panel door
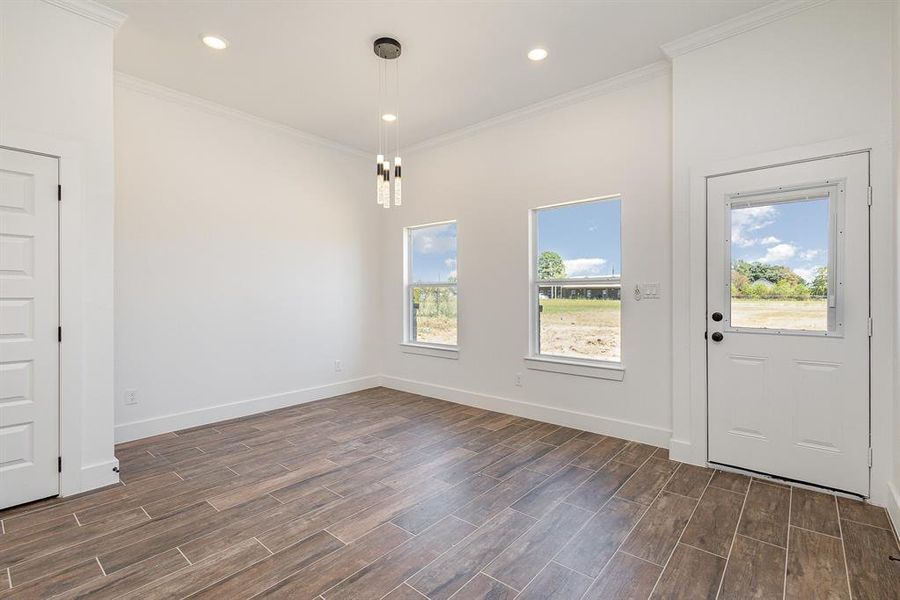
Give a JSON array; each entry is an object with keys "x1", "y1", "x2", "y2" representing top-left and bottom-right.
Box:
[
  {"x1": 707, "y1": 153, "x2": 869, "y2": 496},
  {"x1": 0, "y1": 148, "x2": 59, "y2": 509}
]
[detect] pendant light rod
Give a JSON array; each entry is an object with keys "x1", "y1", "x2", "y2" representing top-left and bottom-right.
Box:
[{"x1": 374, "y1": 36, "x2": 403, "y2": 209}]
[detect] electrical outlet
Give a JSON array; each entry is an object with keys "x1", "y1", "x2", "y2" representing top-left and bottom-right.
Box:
[
  {"x1": 124, "y1": 388, "x2": 138, "y2": 405},
  {"x1": 334, "y1": 360, "x2": 342, "y2": 373},
  {"x1": 514, "y1": 372, "x2": 522, "y2": 387}
]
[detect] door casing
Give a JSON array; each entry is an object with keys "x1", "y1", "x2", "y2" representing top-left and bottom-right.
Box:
[
  {"x1": 1, "y1": 133, "x2": 120, "y2": 499},
  {"x1": 673, "y1": 135, "x2": 893, "y2": 506}
]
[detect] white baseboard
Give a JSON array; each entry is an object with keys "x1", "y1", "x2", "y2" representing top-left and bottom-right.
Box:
[
  {"x1": 114, "y1": 376, "x2": 381, "y2": 443},
  {"x1": 887, "y1": 481, "x2": 900, "y2": 539},
  {"x1": 380, "y1": 375, "x2": 672, "y2": 447},
  {"x1": 79, "y1": 458, "x2": 120, "y2": 493},
  {"x1": 668, "y1": 438, "x2": 699, "y2": 465}
]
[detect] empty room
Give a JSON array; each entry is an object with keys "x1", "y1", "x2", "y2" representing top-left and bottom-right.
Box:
[{"x1": 1, "y1": 0, "x2": 900, "y2": 598}]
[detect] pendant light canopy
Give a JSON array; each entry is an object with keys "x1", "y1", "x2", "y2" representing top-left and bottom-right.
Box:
[{"x1": 375, "y1": 37, "x2": 402, "y2": 208}]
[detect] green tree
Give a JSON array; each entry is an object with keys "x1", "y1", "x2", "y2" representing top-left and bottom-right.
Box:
[
  {"x1": 731, "y1": 270, "x2": 751, "y2": 297},
  {"x1": 732, "y1": 260, "x2": 804, "y2": 286},
  {"x1": 538, "y1": 251, "x2": 566, "y2": 280},
  {"x1": 809, "y1": 266, "x2": 827, "y2": 297}
]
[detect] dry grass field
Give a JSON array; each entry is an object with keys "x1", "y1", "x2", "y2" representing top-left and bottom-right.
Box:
[
  {"x1": 414, "y1": 315, "x2": 458, "y2": 346},
  {"x1": 731, "y1": 298, "x2": 827, "y2": 331},
  {"x1": 413, "y1": 297, "x2": 827, "y2": 355}
]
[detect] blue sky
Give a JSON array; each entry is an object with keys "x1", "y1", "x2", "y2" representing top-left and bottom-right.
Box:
[
  {"x1": 730, "y1": 198, "x2": 828, "y2": 283},
  {"x1": 410, "y1": 222, "x2": 457, "y2": 283},
  {"x1": 537, "y1": 198, "x2": 621, "y2": 278}
]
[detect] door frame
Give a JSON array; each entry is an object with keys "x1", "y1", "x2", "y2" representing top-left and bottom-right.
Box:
[
  {"x1": 671, "y1": 135, "x2": 893, "y2": 506},
  {"x1": 1, "y1": 130, "x2": 119, "y2": 498}
]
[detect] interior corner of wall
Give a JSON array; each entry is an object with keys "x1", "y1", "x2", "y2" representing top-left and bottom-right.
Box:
[{"x1": 887, "y1": 479, "x2": 900, "y2": 534}]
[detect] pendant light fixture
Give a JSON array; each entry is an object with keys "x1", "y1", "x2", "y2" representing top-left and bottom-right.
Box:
[{"x1": 374, "y1": 37, "x2": 402, "y2": 208}]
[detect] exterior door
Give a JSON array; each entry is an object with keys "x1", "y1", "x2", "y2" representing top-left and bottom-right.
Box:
[
  {"x1": 707, "y1": 153, "x2": 869, "y2": 496},
  {"x1": 0, "y1": 147, "x2": 59, "y2": 509}
]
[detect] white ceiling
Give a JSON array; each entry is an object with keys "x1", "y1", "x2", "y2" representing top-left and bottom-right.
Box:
[{"x1": 104, "y1": 1, "x2": 770, "y2": 153}]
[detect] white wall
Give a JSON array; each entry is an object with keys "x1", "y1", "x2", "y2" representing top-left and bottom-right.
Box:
[
  {"x1": 891, "y1": 0, "x2": 900, "y2": 529},
  {"x1": 670, "y1": 1, "x2": 894, "y2": 503},
  {"x1": 378, "y1": 72, "x2": 674, "y2": 445},
  {"x1": 113, "y1": 80, "x2": 380, "y2": 441},
  {"x1": 0, "y1": 0, "x2": 119, "y2": 492}
]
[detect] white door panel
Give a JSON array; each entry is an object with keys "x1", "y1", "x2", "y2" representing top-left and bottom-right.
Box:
[
  {"x1": 0, "y1": 148, "x2": 59, "y2": 509},
  {"x1": 707, "y1": 153, "x2": 869, "y2": 496}
]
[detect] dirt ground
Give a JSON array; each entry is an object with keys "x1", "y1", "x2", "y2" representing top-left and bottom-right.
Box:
[
  {"x1": 539, "y1": 299, "x2": 621, "y2": 361},
  {"x1": 414, "y1": 316, "x2": 458, "y2": 346}
]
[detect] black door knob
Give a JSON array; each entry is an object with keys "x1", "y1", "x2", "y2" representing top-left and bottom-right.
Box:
[
  {"x1": 711, "y1": 332, "x2": 724, "y2": 342},
  {"x1": 711, "y1": 312, "x2": 723, "y2": 322}
]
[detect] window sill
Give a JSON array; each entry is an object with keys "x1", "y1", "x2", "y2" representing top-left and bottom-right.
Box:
[
  {"x1": 524, "y1": 356, "x2": 625, "y2": 381},
  {"x1": 400, "y1": 343, "x2": 459, "y2": 360}
]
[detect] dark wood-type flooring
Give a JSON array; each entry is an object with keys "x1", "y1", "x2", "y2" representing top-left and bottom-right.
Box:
[{"x1": 2, "y1": 387, "x2": 898, "y2": 599}]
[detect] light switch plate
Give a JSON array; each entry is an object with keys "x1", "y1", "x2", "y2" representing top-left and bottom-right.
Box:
[{"x1": 639, "y1": 283, "x2": 660, "y2": 299}]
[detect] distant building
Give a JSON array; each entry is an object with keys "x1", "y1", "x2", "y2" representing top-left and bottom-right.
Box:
[
  {"x1": 539, "y1": 281, "x2": 621, "y2": 300},
  {"x1": 751, "y1": 278, "x2": 775, "y2": 288}
]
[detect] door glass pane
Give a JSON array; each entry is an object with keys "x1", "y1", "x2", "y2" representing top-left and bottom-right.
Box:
[
  {"x1": 729, "y1": 197, "x2": 829, "y2": 331},
  {"x1": 411, "y1": 286, "x2": 457, "y2": 345},
  {"x1": 538, "y1": 284, "x2": 621, "y2": 361}
]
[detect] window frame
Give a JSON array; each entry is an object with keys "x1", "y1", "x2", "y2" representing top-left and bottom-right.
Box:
[
  {"x1": 528, "y1": 195, "x2": 624, "y2": 378},
  {"x1": 723, "y1": 181, "x2": 843, "y2": 338},
  {"x1": 403, "y1": 220, "x2": 459, "y2": 354}
]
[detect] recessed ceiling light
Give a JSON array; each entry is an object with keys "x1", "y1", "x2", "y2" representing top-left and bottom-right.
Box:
[
  {"x1": 382, "y1": 113, "x2": 397, "y2": 122},
  {"x1": 527, "y1": 48, "x2": 548, "y2": 61},
  {"x1": 201, "y1": 35, "x2": 229, "y2": 50}
]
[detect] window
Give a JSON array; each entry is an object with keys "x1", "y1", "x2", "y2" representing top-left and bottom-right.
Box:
[
  {"x1": 406, "y1": 221, "x2": 458, "y2": 347},
  {"x1": 727, "y1": 185, "x2": 838, "y2": 334},
  {"x1": 531, "y1": 197, "x2": 622, "y2": 363}
]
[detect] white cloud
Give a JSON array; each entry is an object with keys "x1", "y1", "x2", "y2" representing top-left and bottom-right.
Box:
[
  {"x1": 413, "y1": 232, "x2": 456, "y2": 254},
  {"x1": 731, "y1": 205, "x2": 777, "y2": 247},
  {"x1": 445, "y1": 258, "x2": 457, "y2": 279},
  {"x1": 564, "y1": 257, "x2": 608, "y2": 277},
  {"x1": 799, "y1": 249, "x2": 820, "y2": 261},
  {"x1": 760, "y1": 236, "x2": 781, "y2": 245},
  {"x1": 793, "y1": 266, "x2": 820, "y2": 283},
  {"x1": 756, "y1": 243, "x2": 797, "y2": 264}
]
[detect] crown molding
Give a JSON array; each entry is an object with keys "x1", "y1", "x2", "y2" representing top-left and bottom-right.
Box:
[
  {"x1": 405, "y1": 59, "x2": 670, "y2": 154},
  {"x1": 114, "y1": 72, "x2": 370, "y2": 159},
  {"x1": 660, "y1": 0, "x2": 831, "y2": 59},
  {"x1": 41, "y1": 0, "x2": 127, "y2": 30}
]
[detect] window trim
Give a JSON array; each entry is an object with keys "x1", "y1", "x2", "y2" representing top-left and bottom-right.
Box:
[
  {"x1": 528, "y1": 195, "x2": 623, "y2": 371},
  {"x1": 723, "y1": 181, "x2": 844, "y2": 338},
  {"x1": 403, "y1": 220, "x2": 459, "y2": 351},
  {"x1": 401, "y1": 343, "x2": 459, "y2": 360}
]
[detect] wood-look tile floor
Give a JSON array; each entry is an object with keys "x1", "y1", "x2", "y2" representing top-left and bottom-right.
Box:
[{"x1": 2, "y1": 387, "x2": 898, "y2": 599}]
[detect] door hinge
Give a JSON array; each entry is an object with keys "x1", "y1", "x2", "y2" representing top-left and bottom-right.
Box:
[
  {"x1": 57, "y1": 184, "x2": 62, "y2": 202},
  {"x1": 58, "y1": 326, "x2": 62, "y2": 343},
  {"x1": 58, "y1": 456, "x2": 62, "y2": 472},
  {"x1": 867, "y1": 318, "x2": 873, "y2": 337},
  {"x1": 867, "y1": 186, "x2": 872, "y2": 206},
  {"x1": 867, "y1": 447, "x2": 873, "y2": 468}
]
